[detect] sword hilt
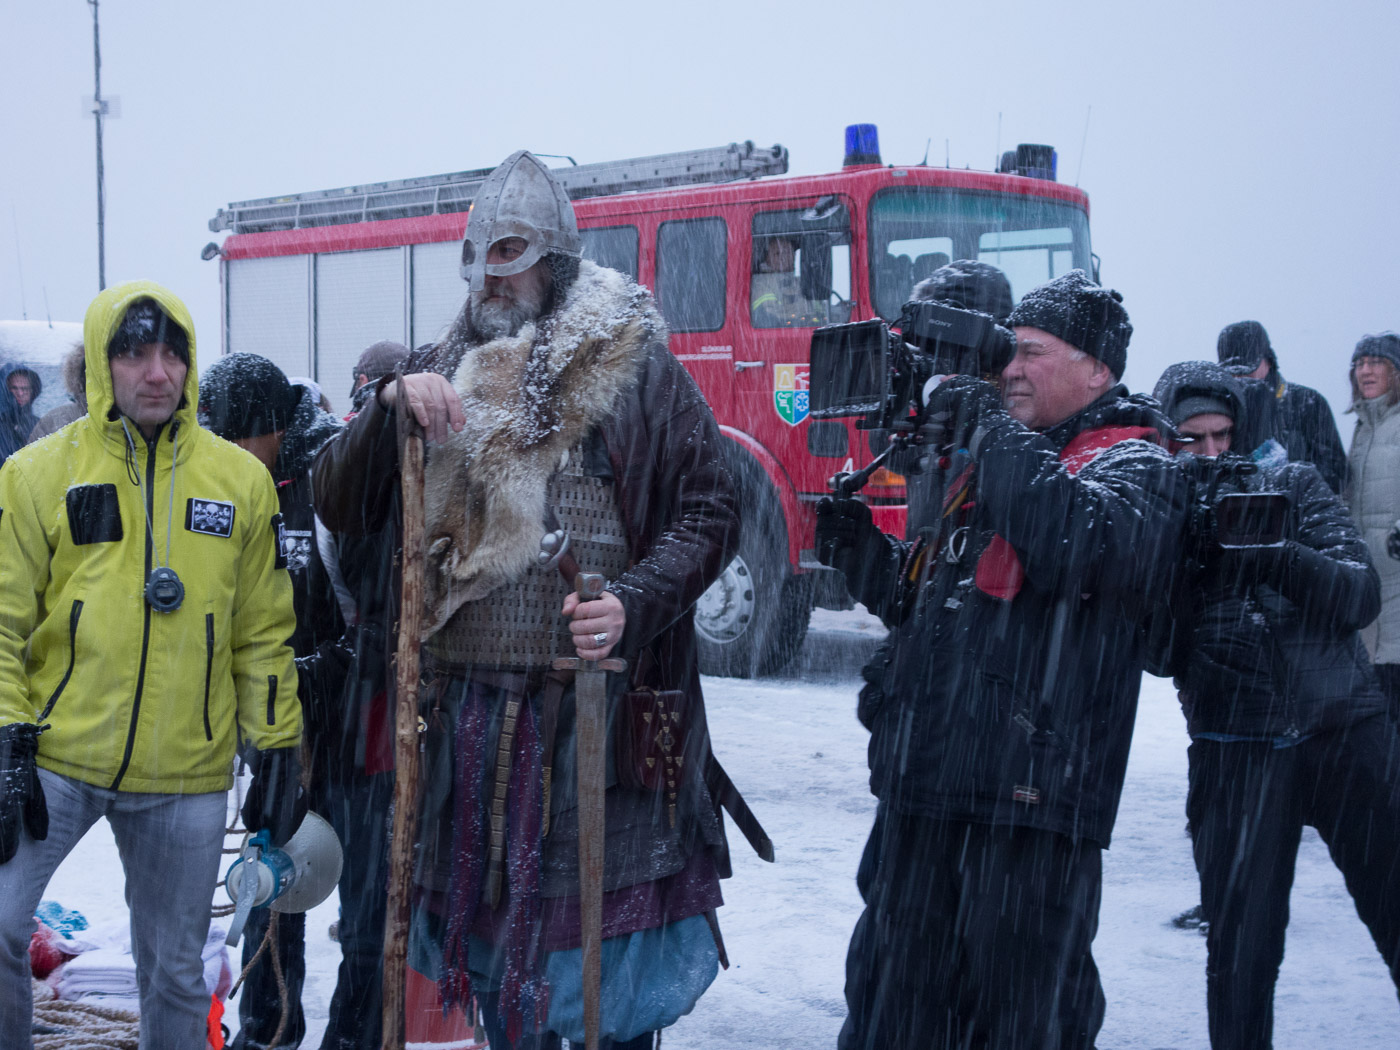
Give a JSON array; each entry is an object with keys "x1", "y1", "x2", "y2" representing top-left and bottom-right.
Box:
[{"x1": 553, "y1": 573, "x2": 628, "y2": 673}]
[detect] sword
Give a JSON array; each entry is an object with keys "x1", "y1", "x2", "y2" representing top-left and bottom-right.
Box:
[{"x1": 552, "y1": 572, "x2": 626, "y2": 1050}]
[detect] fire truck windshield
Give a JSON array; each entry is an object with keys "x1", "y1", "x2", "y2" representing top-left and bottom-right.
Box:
[{"x1": 868, "y1": 188, "x2": 1092, "y2": 319}]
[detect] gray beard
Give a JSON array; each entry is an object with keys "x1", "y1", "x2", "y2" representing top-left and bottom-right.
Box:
[{"x1": 472, "y1": 295, "x2": 540, "y2": 340}]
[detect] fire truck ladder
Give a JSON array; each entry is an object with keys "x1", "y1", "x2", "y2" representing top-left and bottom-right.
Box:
[{"x1": 209, "y1": 140, "x2": 789, "y2": 234}]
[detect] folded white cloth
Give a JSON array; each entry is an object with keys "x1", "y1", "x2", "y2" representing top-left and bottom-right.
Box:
[
  {"x1": 56, "y1": 947, "x2": 138, "y2": 999},
  {"x1": 52, "y1": 921, "x2": 231, "y2": 1005}
]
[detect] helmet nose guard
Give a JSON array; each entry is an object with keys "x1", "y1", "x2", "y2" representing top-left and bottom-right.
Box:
[{"x1": 460, "y1": 150, "x2": 582, "y2": 291}]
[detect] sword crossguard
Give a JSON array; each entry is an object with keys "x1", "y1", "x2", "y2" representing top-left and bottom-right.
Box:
[{"x1": 552, "y1": 656, "x2": 628, "y2": 673}]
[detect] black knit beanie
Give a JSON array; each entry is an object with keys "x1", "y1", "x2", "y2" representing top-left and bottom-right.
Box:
[
  {"x1": 199, "y1": 353, "x2": 299, "y2": 440},
  {"x1": 1352, "y1": 331, "x2": 1400, "y2": 373},
  {"x1": 911, "y1": 260, "x2": 1014, "y2": 322},
  {"x1": 1217, "y1": 320, "x2": 1275, "y2": 372},
  {"x1": 108, "y1": 299, "x2": 190, "y2": 365},
  {"x1": 1007, "y1": 269, "x2": 1131, "y2": 378}
]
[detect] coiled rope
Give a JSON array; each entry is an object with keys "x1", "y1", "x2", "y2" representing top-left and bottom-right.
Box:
[{"x1": 31, "y1": 979, "x2": 139, "y2": 1049}]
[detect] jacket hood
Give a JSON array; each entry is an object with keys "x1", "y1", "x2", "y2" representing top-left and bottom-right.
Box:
[
  {"x1": 1152, "y1": 360, "x2": 1245, "y2": 427},
  {"x1": 82, "y1": 281, "x2": 198, "y2": 440}
]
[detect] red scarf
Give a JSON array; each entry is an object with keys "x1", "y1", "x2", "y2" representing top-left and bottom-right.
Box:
[{"x1": 974, "y1": 425, "x2": 1161, "y2": 600}]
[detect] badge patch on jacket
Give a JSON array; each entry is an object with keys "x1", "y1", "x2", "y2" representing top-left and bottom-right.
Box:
[
  {"x1": 186, "y1": 498, "x2": 235, "y2": 538},
  {"x1": 67, "y1": 484, "x2": 124, "y2": 545},
  {"x1": 280, "y1": 527, "x2": 313, "y2": 573},
  {"x1": 271, "y1": 513, "x2": 288, "y2": 569}
]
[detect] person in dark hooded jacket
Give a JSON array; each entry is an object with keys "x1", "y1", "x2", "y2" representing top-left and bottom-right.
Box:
[
  {"x1": 0, "y1": 363, "x2": 41, "y2": 461},
  {"x1": 1152, "y1": 359, "x2": 1400, "y2": 1050},
  {"x1": 1218, "y1": 320, "x2": 1347, "y2": 493},
  {"x1": 200, "y1": 353, "x2": 347, "y2": 1050},
  {"x1": 819, "y1": 270, "x2": 1188, "y2": 1050}
]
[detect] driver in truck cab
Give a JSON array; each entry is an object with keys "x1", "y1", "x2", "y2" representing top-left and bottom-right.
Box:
[{"x1": 750, "y1": 234, "x2": 826, "y2": 328}]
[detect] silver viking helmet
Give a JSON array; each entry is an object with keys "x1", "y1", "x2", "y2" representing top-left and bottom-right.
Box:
[{"x1": 460, "y1": 151, "x2": 582, "y2": 292}]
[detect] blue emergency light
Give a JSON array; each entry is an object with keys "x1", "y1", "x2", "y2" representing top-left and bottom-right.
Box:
[{"x1": 844, "y1": 124, "x2": 881, "y2": 167}]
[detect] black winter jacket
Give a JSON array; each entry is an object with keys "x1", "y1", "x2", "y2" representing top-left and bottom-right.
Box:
[
  {"x1": 267, "y1": 389, "x2": 347, "y2": 778},
  {"x1": 1166, "y1": 458, "x2": 1385, "y2": 738},
  {"x1": 1239, "y1": 369, "x2": 1347, "y2": 494},
  {"x1": 858, "y1": 388, "x2": 1189, "y2": 847}
]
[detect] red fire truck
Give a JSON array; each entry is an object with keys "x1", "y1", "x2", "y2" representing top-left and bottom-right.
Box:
[{"x1": 205, "y1": 126, "x2": 1094, "y2": 677}]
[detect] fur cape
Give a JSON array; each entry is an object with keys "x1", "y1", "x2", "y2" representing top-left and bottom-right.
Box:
[{"x1": 421, "y1": 260, "x2": 661, "y2": 635}]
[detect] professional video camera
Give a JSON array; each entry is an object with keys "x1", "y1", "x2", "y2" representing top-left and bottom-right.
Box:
[
  {"x1": 1179, "y1": 452, "x2": 1290, "y2": 558},
  {"x1": 808, "y1": 299, "x2": 1015, "y2": 493}
]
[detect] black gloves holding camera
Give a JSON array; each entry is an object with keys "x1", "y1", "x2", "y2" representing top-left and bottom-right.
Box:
[
  {"x1": 918, "y1": 375, "x2": 1009, "y2": 455},
  {"x1": 815, "y1": 496, "x2": 880, "y2": 578},
  {"x1": 0, "y1": 723, "x2": 48, "y2": 865},
  {"x1": 240, "y1": 746, "x2": 308, "y2": 848},
  {"x1": 814, "y1": 496, "x2": 904, "y2": 618}
]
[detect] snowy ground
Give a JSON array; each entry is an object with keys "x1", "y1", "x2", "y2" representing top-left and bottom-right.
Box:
[{"x1": 44, "y1": 608, "x2": 1398, "y2": 1048}]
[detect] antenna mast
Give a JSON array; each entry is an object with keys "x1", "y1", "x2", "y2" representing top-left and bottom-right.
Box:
[
  {"x1": 1075, "y1": 105, "x2": 1092, "y2": 187},
  {"x1": 89, "y1": 0, "x2": 106, "y2": 291}
]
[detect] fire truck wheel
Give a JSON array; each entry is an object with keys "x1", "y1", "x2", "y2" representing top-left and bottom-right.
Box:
[{"x1": 695, "y1": 450, "x2": 812, "y2": 677}]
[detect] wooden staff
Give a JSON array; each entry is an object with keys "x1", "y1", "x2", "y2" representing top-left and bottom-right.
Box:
[{"x1": 382, "y1": 380, "x2": 426, "y2": 1050}]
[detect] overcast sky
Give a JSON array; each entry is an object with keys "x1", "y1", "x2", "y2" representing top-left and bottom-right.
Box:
[{"x1": 3, "y1": 0, "x2": 1397, "y2": 421}]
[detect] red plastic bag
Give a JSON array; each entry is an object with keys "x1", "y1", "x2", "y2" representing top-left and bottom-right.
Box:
[{"x1": 28, "y1": 920, "x2": 75, "y2": 980}]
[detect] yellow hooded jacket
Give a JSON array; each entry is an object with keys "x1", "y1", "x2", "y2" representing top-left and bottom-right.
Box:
[{"x1": 0, "y1": 281, "x2": 300, "y2": 794}]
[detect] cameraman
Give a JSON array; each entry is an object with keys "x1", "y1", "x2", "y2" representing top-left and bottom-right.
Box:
[
  {"x1": 901, "y1": 259, "x2": 1014, "y2": 537},
  {"x1": 1152, "y1": 360, "x2": 1400, "y2": 1049},
  {"x1": 821, "y1": 270, "x2": 1188, "y2": 1049}
]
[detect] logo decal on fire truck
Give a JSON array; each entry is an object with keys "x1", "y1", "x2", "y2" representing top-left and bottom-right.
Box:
[{"x1": 774, "y1": 364, "x2": 809, "y2": 426}]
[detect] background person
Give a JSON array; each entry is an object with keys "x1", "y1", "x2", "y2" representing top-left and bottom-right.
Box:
[
  {"x1": 0, "y1": 363, "x2": 41, "y2": 461},
  {"x1": 200, "y1": 353, "x2": 346, "y2": 1050},
  {"x1": 348, "y1": 340, "x2": 410, "y2": 414},
  {"x1": 1153, "y1": 359, "x2": 1400, "y2": 1049},
  {"x1": 1217, "y1": 319, "x2": 1347, "y2": 492},
  {"x1": 0, "y1": 283, "x2": 303, "y2": 1050},
  {"x1": 750, "y1": 235, "x2": 824, "y2": 327},
  {"x1": 1346, "y1": 331, "x2": 1400, "y2": 720}
]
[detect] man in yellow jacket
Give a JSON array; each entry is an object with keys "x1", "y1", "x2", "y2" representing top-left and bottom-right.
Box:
[{"x1": 0, "y1": 281, "x2": 302, "y2": 1050}]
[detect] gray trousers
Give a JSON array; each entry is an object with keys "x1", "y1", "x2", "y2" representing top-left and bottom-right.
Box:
[{"x1": 0, "y1": 768, "x2": 227, "y2": 1050}]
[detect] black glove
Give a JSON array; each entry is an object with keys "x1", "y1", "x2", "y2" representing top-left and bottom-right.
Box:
[
  {"x1": 1213, "y1": 541, "x2": 1294, "y2": 600},
  {"x1": 918, "y1": 375, "x2": 1007, "y2": 454},
  {"x1": 1388, "y1": 523, "x2": 1400, "y2": 562},
  {"x1": 815, "y1": 497, "x2": 880, "y2": 576},
  {"x1": 240, "y1": 746, "x2": 308, "y2": 848},
  {"x1": 0, "y1": 723, "x2": 49, "y2": 864}
]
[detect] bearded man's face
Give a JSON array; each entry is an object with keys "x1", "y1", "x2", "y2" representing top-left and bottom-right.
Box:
[{"x1": 471, "y1": 237, "x2": 552, "y2": 339}]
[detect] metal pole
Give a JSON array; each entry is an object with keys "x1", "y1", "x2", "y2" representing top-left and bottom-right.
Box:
[{"x1": 90, "y1": 0, "x2": 105, "y2": 291}]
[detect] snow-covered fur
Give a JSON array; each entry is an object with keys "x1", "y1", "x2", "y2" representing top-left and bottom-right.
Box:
[
  {"x1": 421, "y1": 260, "x2": 658, "y2": 634},
  {"x1": 62, "y1": 342, "x2": 88, "y2": 408}
]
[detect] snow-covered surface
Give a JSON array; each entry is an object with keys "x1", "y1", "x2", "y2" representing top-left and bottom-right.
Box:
[{"x1": 42, "y1": 609, "x2": 1398, "y2": 1047}]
